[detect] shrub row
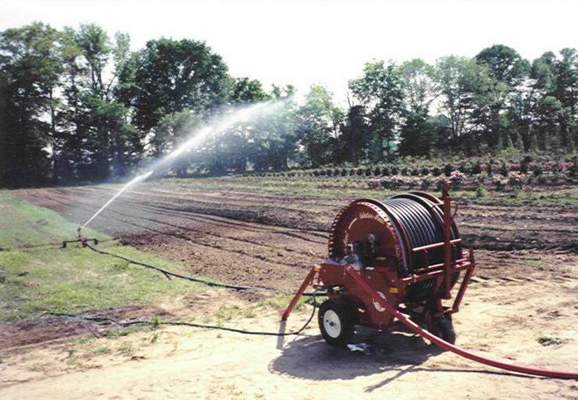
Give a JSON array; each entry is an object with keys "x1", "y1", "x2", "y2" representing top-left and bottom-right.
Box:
[
  {"x1": 253, "y1": 158, "x2": 577, "y2": 179},
  {"x1": 365, "y1": 171, "x2": 575, "y2": 192}
]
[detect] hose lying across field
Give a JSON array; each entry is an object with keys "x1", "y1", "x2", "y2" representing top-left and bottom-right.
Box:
[
  {"x1": 81, "y1": 243, "x2": 323, "y2": 336},
  {"x1": 81, "y1": 244, "x2": 322, "y2": 336},
  {"x1": 47, "y1": 293, "x2": 319, "y2": 338},
  {"x1": 84, "y1": 243, "x2": 319, "y2": 296},
  {"x1": 85, "y1": 243, "x2": 275, "y2": 292}
]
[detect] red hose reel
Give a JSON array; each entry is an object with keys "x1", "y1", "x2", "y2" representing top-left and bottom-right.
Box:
[{"x1": 283, "y1": 186, "x2": 578, "y2": 380}]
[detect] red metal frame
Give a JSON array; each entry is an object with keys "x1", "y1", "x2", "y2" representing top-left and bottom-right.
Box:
[{"x1": 442, "y1": 183, "x2": 453, "y2": 298}]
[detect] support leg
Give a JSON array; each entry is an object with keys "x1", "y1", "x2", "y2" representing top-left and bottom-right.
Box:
[{"x1": 281, "y1": 266, "x2": 318, "y2": 321}]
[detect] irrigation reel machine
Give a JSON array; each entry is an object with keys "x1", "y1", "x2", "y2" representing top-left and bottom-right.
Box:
[
  {"x1": 282, "y1": 184, "x2": 577, "y2": 379},
  {"x1": 283, "y1": 184, "x2": 472, "y2": 345}
]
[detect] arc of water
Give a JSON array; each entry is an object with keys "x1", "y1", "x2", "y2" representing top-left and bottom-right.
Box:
[
  {"x1": 81, "y1": 170, "x2": 154, "y2": 228},
  {"x1": 81, "y1": 99, "x2": 287, "y2": 229}
]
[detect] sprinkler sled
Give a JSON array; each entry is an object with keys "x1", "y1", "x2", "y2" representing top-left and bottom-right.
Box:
[{"x1": 61, "y1": 226, "x2": 99, "y2": 249}]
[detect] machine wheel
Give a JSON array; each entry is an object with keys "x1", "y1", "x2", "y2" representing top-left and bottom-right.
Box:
[
  {"x1": 434, "y1": 316, "x2": 456, "y2": 344},
  {"x1": 318, "y1": 299, "x2": 356, "y2": 347}
]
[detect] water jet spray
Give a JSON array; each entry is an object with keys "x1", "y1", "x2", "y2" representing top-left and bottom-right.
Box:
[{"x1": 78, "y1": 99, "x2": 288, "y2": 232}]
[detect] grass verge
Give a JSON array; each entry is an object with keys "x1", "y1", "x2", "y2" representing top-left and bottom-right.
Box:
[{"x1": 0, "y1": 192, "x2": 204, "y2": 322}]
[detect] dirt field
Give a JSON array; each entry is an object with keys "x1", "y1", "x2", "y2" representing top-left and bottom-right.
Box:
[
  {"x1": 14, "y1": 181, "x2": 578, "y2": 289},
  {"x1": 2, "y1": 179, "x2": 578, "y2": 399}
]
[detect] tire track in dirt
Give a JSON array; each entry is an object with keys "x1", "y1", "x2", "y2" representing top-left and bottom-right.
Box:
[
  {"x1": 117, "y1": 200, "x2": 329, "y2": 242},
  {"x1": 461, "y1": 223, "x2": 578, "y2": 235},
  {"x1": 116, "y1": 218, "x2": 312, "y2": 269},
  {"x1": 461, "y1": 209, "x2": 578, "y2": 222},
  {"x1": 121, "y1": 214, "x2": 324, "y2": 259},
  {"x1": 99, "y1": 210, "x2": 320, "y2": 268}
]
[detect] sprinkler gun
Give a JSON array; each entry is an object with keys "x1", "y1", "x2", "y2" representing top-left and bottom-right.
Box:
[{"x1": 61, "y1": 226, "x2": 99, "y2": 249}]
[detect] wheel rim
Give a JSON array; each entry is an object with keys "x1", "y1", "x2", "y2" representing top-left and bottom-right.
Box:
[{"x1": 323, "y1": 309, "x2": 342, "y2": 338}]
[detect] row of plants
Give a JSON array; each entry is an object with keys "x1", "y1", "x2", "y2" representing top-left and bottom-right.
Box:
[
  {"x1": 366, "y1": 170, "x2": 575, "y2": 192},
  {"x1": 253, "y1": 163, "x2": 578, "y2": 178},
  {"x1": 239, "y1": 168, "x2": 574, "y2": 192},
  {"x1": 250, "y1": 156, "x2": 578, "y2": 180}
]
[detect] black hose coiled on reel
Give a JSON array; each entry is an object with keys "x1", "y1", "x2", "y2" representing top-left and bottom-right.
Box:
[{"x1": 379, "y1": 193, "x2": 461, "y2": 302}]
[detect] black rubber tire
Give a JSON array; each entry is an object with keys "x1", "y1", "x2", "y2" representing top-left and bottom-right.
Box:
[
  {"x1": 318, "y1": 299, "x2": 356, "y2": 347},
  {"x1": 435, "y1": 316, "x2": 456, "y2": 344}
]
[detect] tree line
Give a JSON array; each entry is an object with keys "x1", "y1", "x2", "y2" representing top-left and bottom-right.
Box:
[{"x1": 1, "y1": 22, "x2": 577, "y2": 187}]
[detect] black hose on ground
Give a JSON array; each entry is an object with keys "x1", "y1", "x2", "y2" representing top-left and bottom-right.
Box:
[
  {"x1": 84, "y1": 243, "x2": 320, "y2": 297},
  {"x1": 86, "y1": 243, "x2": 266, "y2": 291},
  {"x1": 0, "y1": 240, "x2": 321, "y2": 296},
  {"x1": 46, "y1": 292, "x2": 319, "y2": 337}
]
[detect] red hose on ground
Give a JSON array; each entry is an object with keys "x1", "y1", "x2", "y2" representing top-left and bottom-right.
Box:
[{"x1": 346, "y1": 267, "x2": 578, "y2": 380}]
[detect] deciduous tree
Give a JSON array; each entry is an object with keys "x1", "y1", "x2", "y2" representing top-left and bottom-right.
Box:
[{"x1": 349, "y1": 61, "x2": 404, "y2": 161}]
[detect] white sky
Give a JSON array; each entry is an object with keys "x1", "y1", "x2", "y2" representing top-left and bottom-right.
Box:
[{"x1": 1, "y1": 0, "x2": 577, "y2": 104}]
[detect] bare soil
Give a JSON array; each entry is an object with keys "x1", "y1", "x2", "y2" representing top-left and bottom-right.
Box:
[
  {"x1": 14, "y1": 183, "x2": 578, "y2": 290},
  {"x1": 1, "y1": 182, "x2": 577, "y2": 399}
]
